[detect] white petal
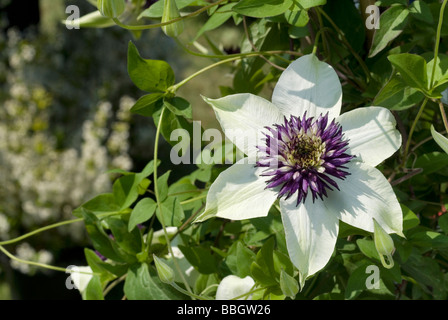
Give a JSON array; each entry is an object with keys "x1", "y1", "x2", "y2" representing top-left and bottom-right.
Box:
[
  {"x1": 280, "y1": 196, "x2": 339, "y2": 288},
  {"x1": 202, "y1": 94, "x2": 284, "y2": 157},
  {"x1": 326, "y1": 161, "x2": 403, "y2": 236},
  {"x1": 272, "y1": 54, "x2": 342, "y2": 120},
  {"x1": 71, "y1": 266, "x2": 93, "y2": 294},
  {"x1": 216, "y1": 275, "x2": 255, "y2": 300},
  {"x1": 194, "y1": 158, "x2": 278, "y2": 222},
  {"x1": 337, "y1": 107, "x2": 402, "y2": 167}
]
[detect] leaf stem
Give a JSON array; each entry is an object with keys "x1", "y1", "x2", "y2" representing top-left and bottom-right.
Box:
[
  {"x1": 316, "y1": 7, "x2": 371, "y2": 83},
  {"x1": 169, "y1": 51, "x2": 294, "y2": 93},
  {"x1": 438, "y1": 99, "x2": 448, "y2": 133},
  {"x1": 430, "y1": 0, "x2": 448, "y2": 89},
  {"x1": 402, "y1": 97, "x2": 429, "y2": 165},
  {"x1": 112, "y1": 0, "x2": 227, "y2": 31},
  {"x1": 0, "y1": 218, "x2": 82, "y2": 246},
  {"x1": 152, "y1": 105, "x2": 193, "y2": 296},
  {"x1": 0, "y1": 245, "x2": 96, "y2": 275}
]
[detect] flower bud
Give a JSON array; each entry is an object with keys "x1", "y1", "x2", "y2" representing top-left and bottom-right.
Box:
[
  {"x1": 373, "y1": 219, "x2": 395, "y2": 269},
  {"x1": 161, "y1": 0, "x2": 184, "y2": 38},
  {"x1": 97, "y1": 0, "x2": 126, "y2": 18},
  {"x1": 153, "y1": 254, "x2": 175, "y2": 284}
]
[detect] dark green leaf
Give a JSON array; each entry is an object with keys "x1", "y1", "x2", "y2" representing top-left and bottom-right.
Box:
[
  {"x1": 414, "y1": 152, "x2": 448, "y2": 175},
  {"x1": 79, "y1": 209, "x2": 133, "y2": 263},
  {"x1": 107, "y1": 216, "x2": 143, "y2": 255},
  {"x1": 409, "y1": 0, "x2": 433, "y2": 24}
]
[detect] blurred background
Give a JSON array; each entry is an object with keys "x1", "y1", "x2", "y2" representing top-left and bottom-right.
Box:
[{"x1": 0, "y1": 0, "x2": 237, "y2": 299}]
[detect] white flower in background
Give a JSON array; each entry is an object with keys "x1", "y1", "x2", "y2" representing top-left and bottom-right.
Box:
[
  {"x1": 0, "y1": 213, "x2": 10, "y2": 240},
  {"x1": 216, "y1": 275, "x2": 255, "y2": 300},
  {"x1": 10, "y1": 243, "x2": 53, "y2": 275},
  {"x1": 196, "y1": 54, "x2": 403, "y2": 288}
]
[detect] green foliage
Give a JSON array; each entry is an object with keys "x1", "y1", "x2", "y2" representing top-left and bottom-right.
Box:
[{"x1": 3, "y1": 0, "x2": 448, "y2": 301}]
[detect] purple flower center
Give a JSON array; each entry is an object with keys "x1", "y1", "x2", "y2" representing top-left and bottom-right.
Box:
[{"x1": 256, "y1": 112, "x2": 353, "y2": 205}]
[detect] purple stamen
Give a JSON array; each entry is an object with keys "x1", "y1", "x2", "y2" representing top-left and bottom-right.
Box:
[{"x1": 256, "y1": 113, "x2": 354, "y2": 205}]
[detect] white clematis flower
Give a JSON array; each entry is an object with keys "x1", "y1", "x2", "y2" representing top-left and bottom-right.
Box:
[{"x1": 195, "y1": 54, "x2": 404, "y2": 288}]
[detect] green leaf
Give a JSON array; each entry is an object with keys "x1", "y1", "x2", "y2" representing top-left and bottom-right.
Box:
[
  {"x1": 153, "y1": 106, "x2": 194, "y2": 146},
  {"x1": 178, "y1": 244, "x2": 219, "y2": 274},
  {"x1": 439, "y1": 214, "x2": 448, "y2": 234},
  {"x1": 233, "y1": 0, "x2": 293, "y2": 18},
  {"x1": 194, "y1": 3, "x2": 237, "y2": 40},
  {"x1": 130, "y1": 93, "x2": 165, "y2": 117},
  {"x1": 409, "y1": 231, "x2": 448, "y2": 249},
  {"x1": 279, "y1": 269, "x2": 299, "y2": 299},
  {"x1": 427, "y1": 54, "x2": 448, "y2": 91},
  {"x1": 388, "y1": 53, "x2": 429, "y2": 94},
  {"x1": 224, "y1": 241, "x2": 256, "y2": 278},
  {"x1": 124, "y1": 263, "x2": 186, "y2": 300},
  {"x1": 83, "y1": 275, "x2": 104, "y2": 300},
  {"x1": 250, "y1": 237, "x2": 277, "y2": 287},
  {"x1": 284, "y1": 8, "x2": 309, "y2": 27},
  {"x1": 296, "y1": 0, "x2": 326, "y2": 9},
  {"x1": 127, "y1": 41, "x2": 175, "y2": 93},
  {"x1": 376, "y1": 0, "x2": 407, "y2": 6},
  {"x1": 84, "y1": 248, "x2": 127, "y2": 281},
  {"x1": 157, "y1": 170, "x2": 171, "y2": 202},
  {"x1": 414, "y1": 152, "x2": 448, "y2": 175},
  {"x1": 138, "y1": 0, "x2": 209, "y2": 19},
  {"x1": 345, "y1": 262, "x2": 372, "y2": 300},
  {"x1": 163, "y1": 97, "x2": 193, "y2": 120},
  {"x1": 156, "y1": 196, "x2": 185, "y2": 227},
  {"x1": 79, "y1": 208, "x2": 133, "y2": 263},
  {"x1": 113, "y1": 174, "x2": 140, "y2": 210},
  {"x1": 402, "y1": 204, "x2": 420, "y2": 230},
  {"x1": 356, "y1": 239, "x2": 380, "y2": 262},
  {"x1": 373, "y1": 74, "x2": 424, "y2": 111},
  {"x1": 112, "y1": 161, "x2": 157, "y2": 211},
  {"x1": 107, "y1": 216, "x2": 143, "y2": 255},
  {"x1": 401, "y1": 250, "x2": 447, "y2": 300},
  {"x1": 369, "y1": 6, "x2": 409, "y2": 58},
  {"x1": 73, "y1": 193, "x2": 120, "y2": 218},
  {"x1": 128, "y1": 198, "x2": 157, "y2": 232},
  {"x1": 409, "y1": 0, "x2": 433, "y2": 24}
]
